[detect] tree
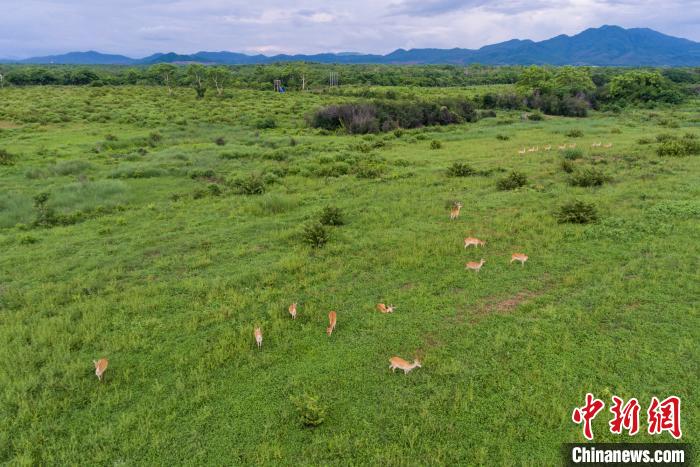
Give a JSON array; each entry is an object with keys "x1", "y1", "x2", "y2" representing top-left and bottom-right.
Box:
[
  {"x1": 551, "y1": 66, "x2": 595, "y2": 97},
  {"x1": 149, "y1": 63, "x2": 177, "y2": 94},
  {"x1": 608, "y1": 71, "x2": 683, "y2": 104},
  {"x1": 207, "y1": 66, "x2": 230, "y2": 96},
  {"x1": 517, "y1": 66, "x2": 554, "y2": 95},
  {"x1": 186, "y1": 64, "x2": 207, "y2": 98}
]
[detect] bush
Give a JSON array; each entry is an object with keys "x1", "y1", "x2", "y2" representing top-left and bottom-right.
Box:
[
  {"x1": 319, "y1": 206, "x2": 344, "y2": 226},
  {"x1": 496, "y1": 134, "x2": 510, "y2": 141},
  {"x1": 527, "y1": 112, "x2": 544, "y2": 121},
  {"x1": 148, "y1": 132, "x2": 162, "y2": 146},
  {"x1": 568, "y1": 167, "x2": 609, "y2": 187},
  {"x1": 657, "y1": 138, "x2": 700, "y2": 157},
  {"x1": 0, "y1": 148, "x2": 15, "y2": 166},
  {"x1": 255, "y1": 117, "x2": 277, "y2": 129},
  {"x1": 556, "y1": 200, "x2": 599, "y2": 224},
  {"x1": 565, "y1": 129, "x2": 584, "y2": 138},
  {"x1": 214, "y1": 137, "x2": 226, "y2": 146},
  {"x1": 561, "y1": 148, "x2": 583, "y2": 160},
  {"x1": 447, "y1": 162, "x2": 476, "y2": 177},
  {"x1": 302, "y1": 223, "x2": 329, "y2": 248},
  {"x1": 231, "y1": 174, "x2": 265, "y2": 195},
  {"x1": 560, "y1": 160, "x2": 575, "y2": 173},
  {"x1": 430, "y1": 140, "x2": 442, "y2": 150},
  {"x1": 291, "y1": 393, "x2": 326, "y2": 427},
  {"x1": 496, "y1": 171, "x2": 528, "y2": 191}
]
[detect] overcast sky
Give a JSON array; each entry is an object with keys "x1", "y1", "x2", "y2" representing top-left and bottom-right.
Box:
[{"x1": 1, "y1": 0, "x2": 699, "y2": 58}]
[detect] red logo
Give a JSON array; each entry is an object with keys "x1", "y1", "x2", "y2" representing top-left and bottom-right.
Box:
[
  {"x1": 647, "y1": 396, "x2": 682, "y2": 439},
  {"x1": 572, "y1": 393, "x2": 605, "y2": 440}
]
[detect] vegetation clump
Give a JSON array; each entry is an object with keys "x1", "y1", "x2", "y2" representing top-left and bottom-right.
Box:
[
  {"x1": 556, "y1": 200, "x2": 599, "y2": 224},
  {"x1": 302, "y1": 223, "x2": 329, "y2": 248},
  {"x1": 0, "y1": 149, "x2": 16, "y2": 166},
  {"x1": 291, "y1": 393, "x2": 327, "y2": 427},
  {"x1": 568, "y1": 167, "x2": 609, "y2": 187},
  {"x1": 447, "y1": 162, "x2": 476, "y2": 177},
  {"x1": 496, "y1": 171, "x2": 528, "y2": 190},
  {"x1": 656, "y1": 135, "x2": 700, "y2": 157},
  {"x1": 319, "y1": 206, "x2": 345, "y2": 226},
  {"x1": 231, "y1": 174, "x2": 266, "y2": 195}
]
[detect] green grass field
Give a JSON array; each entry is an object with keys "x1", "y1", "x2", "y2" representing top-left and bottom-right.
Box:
[{"x1": 1, "y1": 85, "x2": 698, "y2": 465}]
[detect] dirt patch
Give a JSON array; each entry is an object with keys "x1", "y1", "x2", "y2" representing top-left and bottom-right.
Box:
[
  {"x1": 481, "y1": 291, "x2": 537, "y2": 315},
  {"x1": 0, "y1": 120, "x2": 20, "y2": 129}
]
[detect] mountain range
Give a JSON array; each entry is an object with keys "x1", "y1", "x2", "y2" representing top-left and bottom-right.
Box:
[{"x1": 3, "y1": 26, "x2": 699, "y2": 66}]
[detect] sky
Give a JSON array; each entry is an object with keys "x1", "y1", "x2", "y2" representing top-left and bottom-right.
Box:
[{"x1": 1, "y1": 0, "x2": 699, "y2": 58}]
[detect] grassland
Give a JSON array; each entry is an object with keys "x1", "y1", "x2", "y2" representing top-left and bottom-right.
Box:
[{"x1": 1, "y1": 85, "x2": 698, "y2": 465}]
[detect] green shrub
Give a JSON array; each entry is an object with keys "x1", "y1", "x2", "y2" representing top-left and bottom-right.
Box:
[
  {"x1": 561, "y1": 148, "x2": 583, "y2": 160},
  {"x1": 291, "y1": 393, "x2": 326, "y2": 427},
  {"x1": 319, "y1": 206, "x2": 344, "y2": 226},
  {"x1": 214, "y1": 137, "x2": 226, "y2": 146},
  {"x1": 0, "y1": 148, "x2": 15, "y2": 166},
  {"x1": 52, "y1": 160, "x2": 93, "y2": 176},
  {"x1": 565, "y1": 129, "x2": 584, "y2": 138},
  {"x1": 430, "y1": 140, "x2": 442, "y2": 150},
  {"x1": 496, "y1": 171, "x2": 528, "y2": 190},
  {"x1": 528, "y1": 112, "x2": 544, "y2": 121},
  {"x1": 19, "y1": 234, "x2": 39, "y2": 245},
  {"x1": 496, "y1": 134, "x2": 510, "y2": 141},
  {"x1": 302, "y1": 223, "x2": 329, "y2": 248},
  {"x1": 207, "y1": 184, "x2": 222, "y2": 196},
  {"x1": 560, "y1": 160, "x2": 575, "y2": 173},
  {"x1": 568, "y1": 168, "x2": 609, "y2": 187},
  {"x1": 637, "y1": 138, "x2": 654, "y2": 145},
  {"x1": 656, "y1": 138, "x2": 700, "y2": 157},
  {"x1": 255, "y1": 117, "x2": 277, "y2": 129},
  {"x1": 656, "y1": 133, "x2": 675, "y2": 143},
  {"x1": 148, "y1": 132, "x2": 162, "y2": 146},
  {"x1": 354, "y1": 161, "x2": 385, "y2": 179},
  {"x1": 556, "y1": 200, "x2": 599, "y2": 224},
  {"x1": 447, "y1": 162, "x2": 476, "y2": 177},
  {"x1": 231, "y1": 174, "x2": 266, "y2": 195}
]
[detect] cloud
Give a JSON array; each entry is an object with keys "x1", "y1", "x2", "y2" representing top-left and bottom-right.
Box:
[{"x1": 0, "y1": 0, "x2": 697, "y2": 58}]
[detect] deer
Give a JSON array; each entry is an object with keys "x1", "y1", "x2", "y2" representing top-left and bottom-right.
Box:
[
  {"x1": 544, "y1": 144, "x2": 552, "y2": 151},
  {"x1": 254, "y1": 327, "x2": 262, "y2": 348},
  {"x1": 518, "y1": 147, "x2": 526, "y2": 155},
  {"x1": 327, "y1": 311, "x2": 337, "y2": 336},
  {"x1": 591, "y1": 141, "x2": 602, "y2": 148},
  {"x1": 464, "y1": 237, "x2": 485, "y2": 248},
  {"x1": 603, "y1": 142, "x2": 613, "y2": 148},
  {"x1": 377, "y1": 303, "x2": 395, "y2": 313},
  {"x1": 558, "y1": 144, "x2": 567, "y2": 150},
  {"x1": 289, "y1": 302, "x2": 297, "y2": 319},
  {"x1": 93, "y1": 358, "x2": 109, "y2": 382},
  {"x1": 389, "y1": 356, "x2": 422, "y2": 374},
  {"x1": 450, "y1": 202, "x2": 463, "y2": 220},
  {"x1": 465, "y1": 259, "x2": 486, "y2": 273},
  {"x1": 568, "y1": 143, "x2": 576, "y2": 149},
  {"x1": 527, "y1": 146, "x2": 536, "y2": 153},
  {"x1": 511, "y1": 253, "x2": 529, "y2": 267}
]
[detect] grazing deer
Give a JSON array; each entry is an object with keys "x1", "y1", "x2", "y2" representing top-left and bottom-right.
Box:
[
  {"x1": 568, "y1": 143, "x2": 576, "y2": 149},
  {"x1": 450, "y1": 202, "x2": 463, "y2": 220},
  {"x1": 558, "y1": 144, "x2": 567, "y2": 150},
  {"x1": 544, "y1": 145, "x2": 552, "y2": 151},
  {"x1": 327, "y1": 311, "x2": 337, "y2": 336},
  {"x1": 389, "y1": 356, "x2": 422, "y2": 374},
  {"x1": 511, "y1": 253, "x2": 529, "y2": 267},
  {"x1": 377, "y1": 303, "x2": 395, "y2": 313},
  {"x1": 591, "y1": 142, "x2": 602, "y2": 148},
  {"x1": 93, "y1": 358, "x2": 109, "y2": 382},
  {"x1": 464, "y1": 237, "x2": 485, "y2": 248},
  {"x1": 465, "y1": 259, "x2": 486, "y2": 273},
  {"x1": 527, "y1": 146, "x2": 536, "y2": 153},
  {"x1": 254, "y1": 327, "x2": 262, "y2": 348},
  {"x1": 518, "y1": 147, "x2": 526, "y2": 155},
  {"x1": 603, "y1": 142, "x2": 613, "y2": 148},
  {"x1": 289, "y1": 303, "x2": 297, "y2": 319}
]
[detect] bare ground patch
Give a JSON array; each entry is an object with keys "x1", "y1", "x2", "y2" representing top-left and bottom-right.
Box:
[{"x1": 0, "y1": 120, "x2": 21, "y2": 129}]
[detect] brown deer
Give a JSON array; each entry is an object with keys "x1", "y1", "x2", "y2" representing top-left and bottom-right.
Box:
[
  {"x1": 558, "y1": 144, "x2": 567, "y2": 150},
  {"x1": 511, "y1": 253, "x2": 529, "y2": 267},
  {"x1": 464, "y1": 237, "x2": 485, "y2": 248},
  {"x1": 377, "y1": 303, "x2": 395, "y2": 313},
  {"x1": 389, "y1": 356, "x2": 422, "y2": 374},
  {"x1": 254, "y1": 327, "x2": 262, "y2": 348},
  {"x1": 450, "y1": 202, "x2": 463, "y2": 220},
  {"x1": 603, "y1": 142, "x2": 613, "y2": 148},
  {"x1": 289, "y1": 303, "x2": 297, "y2": 319},
  {"x1": 93, "y1": 358, "x2": 109, "y2": 382},
  {"x1": 465, "y1": 259, "x2": 486, "y2": 272},
  {"x1": 544, "y1": 144, "x2": 552, "y2": 151},
  {"x1": 568, "y1": 143, "x2": 576, "y2": 149},
  {"x1": 327, "y1": 311, "x2": 337, "y2": 336},
  {"x1": 518, "y1": 147, "x2": 526, "y2": 155}
]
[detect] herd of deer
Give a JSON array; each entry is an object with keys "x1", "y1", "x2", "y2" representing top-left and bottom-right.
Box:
[
  {"x1": 92, "y1": 149, "x2": 551, "y2": 382},
  {"x1": 517, "y1": 141, "x2": 612, "y2": 154}
]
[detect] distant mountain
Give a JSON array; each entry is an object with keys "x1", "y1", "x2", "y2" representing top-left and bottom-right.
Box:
[
  {"x1": 4, "y1": 26, "x2": 700, "y2": 66},
  {"x1": 18, "y1": 50, "x2": 137, "y2": 65}
]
